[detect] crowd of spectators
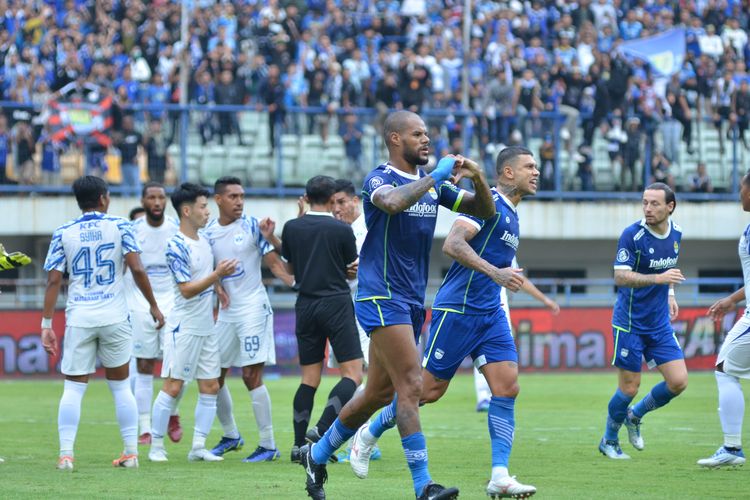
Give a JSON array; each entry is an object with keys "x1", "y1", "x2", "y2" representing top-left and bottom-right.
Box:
[{"x1": 1, "y1": 0, "x2": 750, "y2": 192}]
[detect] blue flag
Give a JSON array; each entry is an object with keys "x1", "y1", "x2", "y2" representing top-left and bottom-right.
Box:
[{"x1": 618, "y1": 28, "x2": 686, "y2": 77}]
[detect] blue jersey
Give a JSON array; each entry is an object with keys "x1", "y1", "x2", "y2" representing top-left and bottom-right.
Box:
[
  {"x1": 612, "y1": 219, "x2": 682, "y2": 334},
  {"x1": 433, "y1": 189, "x2": 519, "y2": 314},
  {"x1": 356, "y1": 163, "x2": 465, "y2": 306}
]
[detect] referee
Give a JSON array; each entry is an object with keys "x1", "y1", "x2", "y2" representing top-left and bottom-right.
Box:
[{"x1": 281, "y1": 175, "x2": 364, "y2": 462}]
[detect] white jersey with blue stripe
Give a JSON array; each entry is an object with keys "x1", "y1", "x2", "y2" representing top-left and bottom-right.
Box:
[
  {"x1": 44, "y1": 211, "x2": 140, "y2": 327},
  {"x1": 356, "y1": 163, "x2": 465, "y2": 306},
  {"x1": 125, "y1": 216, "x2": 179, "y2": 313},
  {"x1": 739, "y1": 224, "x2": 750, "y2": 315},
  {"x1": 203, "y1": 214, "x2": 274, "y2": 322},
  {"x1": 432, "y1": 190, "x2": 519, "y2": 314},
  {"x1": 612, "y1": 219, "x2": 682, "y2": 334},
  {"x1": 166, "y1": 232, "x2": 215, "y2": 335}
]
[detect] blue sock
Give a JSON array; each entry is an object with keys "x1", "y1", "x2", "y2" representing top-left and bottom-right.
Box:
[
  {"x1": 632, "y1": 381, "x2": 676, "y2": 419},
  {"x1": 369, "y1": 395, "x2": 398, "y2": 438},
  {"x1": 311, "y1": 419, "x2": 356, "y2": 465},
  {"x1": 402, "y1": 432, "x2": 431, "y2": 497},
  {"x1": 604, "y1": 389, "x2": 633, "y2": 441},
  {"x1": 488, "y1": 396, "x2": 515, "y2": 468}
]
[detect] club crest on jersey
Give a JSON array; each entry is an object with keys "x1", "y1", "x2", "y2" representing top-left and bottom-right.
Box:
[
  {"x1": 674, "y1": 242, "x2": 679, "y2": 254},
  {"x1": 234, "y1": 232, "x2": 244, "y2": 245},
  {"x1": 616, "y1": 249, "x2": 630, "y2": 263},
  {"x1": 369, "y1": 176, "x2": 384, "y2": 191},
  {"x1": 427, "y1": 187, "x2": 438, "y2": 200}
]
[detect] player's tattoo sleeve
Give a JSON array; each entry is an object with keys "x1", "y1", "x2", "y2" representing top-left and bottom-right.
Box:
[
  {"x1": 443, "y1": 222, "x2": 495, "y2": 277},
  {"x1": 459, "y1": 175, "x2": 495, "y2": 219},
  {"x1": 372, "y1": 176, "x2": 436, "y2": 215},
  {"x1": 614, "y1": 269, "x2": 658, "y2": 288}
]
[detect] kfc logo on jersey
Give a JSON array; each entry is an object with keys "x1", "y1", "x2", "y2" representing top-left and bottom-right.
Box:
[{"x1": 617, "y1": 249, "x2": 630, "y2": 263}]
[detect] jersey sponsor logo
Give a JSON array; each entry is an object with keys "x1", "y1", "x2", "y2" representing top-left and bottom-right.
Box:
[
  {"x1": 616, "y1": 249, "x2": 630, "y2": 263},
  {"x1": 500, "y1": 230, "x2": 519, "y2": 250},
  {"x1": 369, "y1": 176, "x2": 384, "y2": 191},
  {"x1": 404, "y1": 201, "x2": 437, "y2": 217},
  {"x1": 648, "y1": 256, "x2": 678, "y2": 270},
  {"x1": 78, "y1": 220, "x2": 101, "y2": 230}
]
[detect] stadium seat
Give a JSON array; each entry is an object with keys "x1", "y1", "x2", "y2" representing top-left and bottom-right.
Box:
[{"x1": 199, "y1": 146, "x2": 227, "y2": 185}]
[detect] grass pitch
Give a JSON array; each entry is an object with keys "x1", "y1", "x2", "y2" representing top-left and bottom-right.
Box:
[{"x1": 0, "y1": 372, "x2": 747, "y2": 499}]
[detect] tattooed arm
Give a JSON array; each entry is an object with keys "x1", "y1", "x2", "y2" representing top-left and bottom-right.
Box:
[
  {"x1": 454, "y1": 158, "x2": 495, "y2": 219},
  {"x1": 371, "y1": 176, "x2": 437, "y2": 215},
  {"x1": 614, "y1": 268, "x2": 685, "y2": 288},
  {"x1": 443, "y1": 219, "x2": 525, "y2": 291}
]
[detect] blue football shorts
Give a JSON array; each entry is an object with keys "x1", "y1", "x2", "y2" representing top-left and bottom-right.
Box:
[
  {"x1": 355, "y1": 298, "x2": 426, "y2": 342},
  {"x1": 422, "y1": 308, "x2": 518, "y2": 380},
  {"x1": 612, "y1": 327, "x2": 684, "y2": 372}
]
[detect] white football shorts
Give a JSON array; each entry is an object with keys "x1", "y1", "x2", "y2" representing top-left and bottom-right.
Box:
[
  {"x1": 161, "y1": 327, "x2": 220, "y2": 382},
  {"x1": 61, "y1": 321, "x2": 133, "y2": 376},
  {"x1": 717, "y1": 315, "x2": 750, "y2": 379},
  {"x1": 131, "y1": 309, "x2": 164, "y2": 360},
  {"x1": 215, "y1": 303, "x2": 276, "y2": 368}
]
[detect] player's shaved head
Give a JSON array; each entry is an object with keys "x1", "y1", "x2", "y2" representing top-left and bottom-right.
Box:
[
  {"x1": 496, "y1": 146, "x2": 533, "y2": 177},
  {"x1": 383, "y1": 110, "x2": 420, "y2": 147}
]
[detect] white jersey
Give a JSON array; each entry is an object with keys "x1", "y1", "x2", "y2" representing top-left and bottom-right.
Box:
[
  {"x1": 44, "y1": 211, "x2": 140, "y2": 327},
  {"x1": 348, "y1": 213, "x2": 367, "y2": 293},
  {"x1": 125, "y1": 216, "x2": 179, "y2": 313},
  {"x1": 203, "y1": 215, "x2": 274, "y2": 322},
  {"x1": 739, "y1": 224, "x2": 750, "y2": 315},
  {"x1": 166, "y1": 232, "x2": 215, "y2": 335}
]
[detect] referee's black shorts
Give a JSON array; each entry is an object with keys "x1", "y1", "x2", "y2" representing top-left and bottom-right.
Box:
[{"x1": 295, "y1": 294, "x2": 363, "y2": 366}]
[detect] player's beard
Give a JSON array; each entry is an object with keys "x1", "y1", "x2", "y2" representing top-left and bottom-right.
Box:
[
  {"x1": 403, "y1": 147, "x2": 429, "y2": 167},
  {"x1": 145, "y1": 207, "x2": 164, "y2": 224}
]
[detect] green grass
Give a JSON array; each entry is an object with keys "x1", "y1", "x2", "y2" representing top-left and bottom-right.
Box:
[{"x1": 0, "y1": 372, "x2": 747, "y2": 499}]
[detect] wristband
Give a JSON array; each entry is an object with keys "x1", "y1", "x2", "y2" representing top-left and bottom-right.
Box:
[
  {"x1": 429, "y1": 157, "x2": 456, "y2": 184},
  {"x1": 41, "y1": 317, "x2": 52, "y2": 329},
  {"x1": 668, "y1": 289, "x2": 675, "y2": 296}
]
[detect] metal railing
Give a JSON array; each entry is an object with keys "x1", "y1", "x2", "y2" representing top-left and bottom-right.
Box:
[{"x1": 0, "y1": 100, "x2": 743, "y2": 200}]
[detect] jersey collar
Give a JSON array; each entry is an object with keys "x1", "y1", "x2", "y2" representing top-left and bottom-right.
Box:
[
  {"x1": 307, "y1": 210, "x2": 334, "y2": 217},
  {"x1": 494, "y1": 189, "x2": 517, "y2": 213},
  {"x1": 640, "y1": 218, "x2": 672, "y2": 239},
  {"x1": 384, "y1": 162, "x2": 421, "y2": 180}
]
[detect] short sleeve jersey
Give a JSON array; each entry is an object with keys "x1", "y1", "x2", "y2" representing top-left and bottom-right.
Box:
[
  {"x1": 166, "y1": 232, "x2": 215, "y2": 335},
  {"x1": 612, "y1": 219, "x2": 682, "y2": 334},
  {"x1": 203, "y1": 215, "x2": 274, "y2": 322},
  {"x1": 433, "y1": 190, "x2": 519, "y2": 314},
  {"x1": 124, "y1": 216, "x2": 179, "y2": 313},
  {"x1": 356, "y1": 163, "x2": 465, "y2": 306},
  {"x1": 44, "y1": 211, "x2": 140, "y2": 327}
]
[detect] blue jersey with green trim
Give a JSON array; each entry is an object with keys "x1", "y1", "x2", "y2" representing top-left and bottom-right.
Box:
[
  {"x1": 356, "y1": 163, "x2": 464, "y2": 306},
  {"x1": 432, "y1": 189, "x2": 519, "y2": 314},
  {"x1": 612, "y1": 219, "x2": 682, "y2": 334}
]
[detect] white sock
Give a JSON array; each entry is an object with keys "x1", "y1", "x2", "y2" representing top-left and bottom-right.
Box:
[
  {"x1": 108, "y1": 378, "x2": 139, "y2": 455},
  {"x1": 716, "y1": 370, "x2": 744, "y2": 448},
  {"x1": 170, "y1": 384, "x2": 186, "y2": 417},
  {"x1": 58, "y1": 380, "x2": 87, "y2": 457},
  {"x1": 193, "y1": 393, "x2": 218, "y2": 450},
  {"x1": 151, "y1": 390, "x2": 176, "y2": 445},
  {"x1": 134, "y1": 373, "x2": 154, "y2": 433},
  {"x1": 250, "y1": 385, "x2": 275, "y2": 449},
  {"x1": 216, "y1": 384, "x2": 240, "y2": 439},
  {"x1": 474, "y1": 367, "x2": 491, "y2": 403},
  {"x1": 128, "y1": 358, "x2": 137, "y2": 393},
  {"x1": 491, "y1": 466, "x2": 510, "y2": 482}
]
